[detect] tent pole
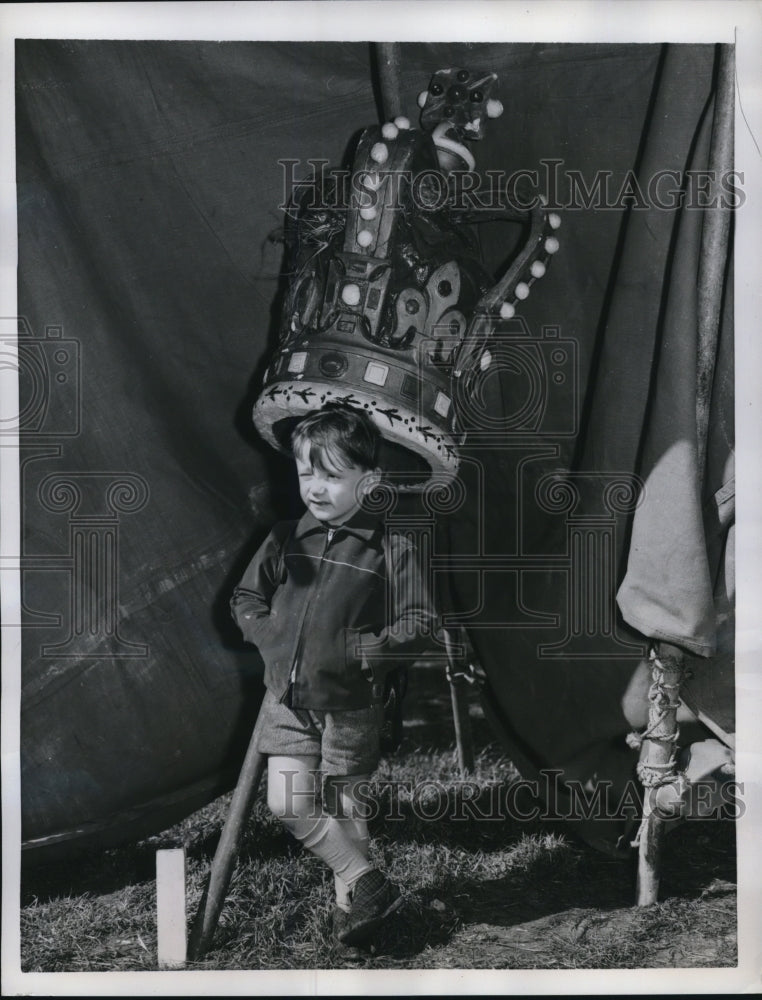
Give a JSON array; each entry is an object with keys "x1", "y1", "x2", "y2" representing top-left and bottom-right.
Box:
[
  {"x1": 187, "y1": 732, "x2": 266, "y2": 959},
  {"x1": 696, "y1": 43, "x2": 734, "y2": 481},
  {"x1": 634, "y1": 642, "x2": 687, "y2": 905},
  {"x1": 634, "y1": 44, "x2": 734, "y2": 907},
  {"x1": 375, "y1": 42, "x2": 403, "y2": 121}
]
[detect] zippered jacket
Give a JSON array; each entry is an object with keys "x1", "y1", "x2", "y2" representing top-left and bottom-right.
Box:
[{"x1": 230, "y1": 507, "x2": 437, "y2": 710}]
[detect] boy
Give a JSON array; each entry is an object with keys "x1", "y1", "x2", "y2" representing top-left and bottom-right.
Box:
[{"x1": 231, "y1": 403, "x2": 435, "y2": 952}]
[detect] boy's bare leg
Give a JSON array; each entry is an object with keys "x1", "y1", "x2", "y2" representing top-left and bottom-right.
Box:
[
  {"x1": 267, "y1": 756, "x2": 373, "y2": 889},
  {"x1": 324, "y1": 774, "x2": 371, "y2": 912}
]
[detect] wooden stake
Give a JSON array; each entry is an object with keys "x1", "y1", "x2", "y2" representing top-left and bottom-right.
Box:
[
  {"x1": 187, "y1": 733, "x2": 266, "y2": 959},
  {"x1": 635, "y1": 642, "x2": 686, "y2": 906},
  {"x1": 156, "y1": 847, "x2": 187, "y2": 969}
]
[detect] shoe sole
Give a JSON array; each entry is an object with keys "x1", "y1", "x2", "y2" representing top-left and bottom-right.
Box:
[{"x1": 338, "y1": 892, "x2": 404, "y2": 946}]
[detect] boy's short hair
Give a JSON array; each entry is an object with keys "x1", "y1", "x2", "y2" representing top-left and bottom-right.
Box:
[{"x1": 291, "y1": 403, "x2": 381, "y2": 472}]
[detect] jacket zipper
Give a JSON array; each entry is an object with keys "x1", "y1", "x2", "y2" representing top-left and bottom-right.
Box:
[{"x1": 285, "y1": 526, "x2": 334, "y2": 704}]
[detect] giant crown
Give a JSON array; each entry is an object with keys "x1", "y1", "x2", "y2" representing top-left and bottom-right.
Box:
[{"x1": 253, "y1": 67, "x2": 561, "y2": 484}]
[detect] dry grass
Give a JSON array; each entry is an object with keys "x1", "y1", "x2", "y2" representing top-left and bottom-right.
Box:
[{"x1": 20, "y1": 665, "x2": 737, "y2": 972}]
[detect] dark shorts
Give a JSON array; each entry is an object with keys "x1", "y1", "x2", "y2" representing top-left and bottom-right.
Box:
[{"x1": 252, "y1": 688, "x2": 384, "y2": 775}]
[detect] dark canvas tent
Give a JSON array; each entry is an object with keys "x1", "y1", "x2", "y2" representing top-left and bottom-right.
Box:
[{"x1": 14, "y1": 39, "x2": 734, "y2": 857}]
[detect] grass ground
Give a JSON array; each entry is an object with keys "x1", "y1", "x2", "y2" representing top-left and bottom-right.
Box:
[{"x1": 20, "y1": 663, "x2": 737, "y2": 972}]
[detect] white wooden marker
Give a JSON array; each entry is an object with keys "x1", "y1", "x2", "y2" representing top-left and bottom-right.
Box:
[{"x1": 156, "y1": 847, "x2": 187, "y2": 968}]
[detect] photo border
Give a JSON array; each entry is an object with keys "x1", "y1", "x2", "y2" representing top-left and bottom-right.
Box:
[{"x1": 2, "y1": 2, "x2": 760, "y2": 995}]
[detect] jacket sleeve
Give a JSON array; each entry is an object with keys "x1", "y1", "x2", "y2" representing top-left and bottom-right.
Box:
[
  {"x1": 357, "y1": 530, "x2": 439, "y2": 676},
  {"x1": 230, "y1": 524, "x2": 288, "y2": 647}
]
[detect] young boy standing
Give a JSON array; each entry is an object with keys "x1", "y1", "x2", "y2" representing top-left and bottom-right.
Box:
[{"x1": 231, "y1": 404, "x2": 434, "y2": 952}]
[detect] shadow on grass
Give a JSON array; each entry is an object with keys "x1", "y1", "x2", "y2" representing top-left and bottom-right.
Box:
[
  {"x1": 21, "y1": 842, "x2": 166, "y2": 906},
  {"x1": 20, "y1": 809, "x2": 231, "y2": 906},
  {"x1": 364, "y1": 814, "x2": 736, "y2": 964},
  {"x1": 363, "y1": 783, "x2": 736, "y2": 962}
]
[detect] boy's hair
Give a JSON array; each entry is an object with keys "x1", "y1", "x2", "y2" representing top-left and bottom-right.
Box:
[{"x1": 291, "y1": 403, "x2": 381, "y2": 472}]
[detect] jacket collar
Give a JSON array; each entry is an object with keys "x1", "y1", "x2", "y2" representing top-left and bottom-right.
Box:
[{"x1": 294, "y1": 506, "x2": 383, "y2": 543}]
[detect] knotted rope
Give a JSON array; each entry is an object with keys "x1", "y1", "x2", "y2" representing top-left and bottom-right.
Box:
[{"x1": 627, "y1": 647, "x2": 689, "y2": 846}]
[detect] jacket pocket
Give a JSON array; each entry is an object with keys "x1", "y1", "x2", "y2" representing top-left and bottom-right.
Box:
[
  {"x1": 344, "y1": 627, "x2": 373, "y2": 682},
  {"x1": 242, "y1": 613, "x2": 280, "y2": 663}
]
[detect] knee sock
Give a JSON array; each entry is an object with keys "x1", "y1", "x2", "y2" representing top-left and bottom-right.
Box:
[
  {"x1": 324, "y1": 774, "x2": 371, "y2": 911},
  {"x1": 267, "y1": 756, "x2": 372, "y2": 893}
]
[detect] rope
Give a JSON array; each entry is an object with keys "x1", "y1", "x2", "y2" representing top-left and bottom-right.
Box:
[
  {"x1": 629, "y1": 771, "x2": 691, "y2": 848},
  {"x1": 445, "y1": 659, "x2": 479, "y2": 686},
  {"x1": 626, "y1": 649, "x2": 685, "y2": 760},
  {"x1": 627, "y1": 647, "x2": 689, "y2": 846}
]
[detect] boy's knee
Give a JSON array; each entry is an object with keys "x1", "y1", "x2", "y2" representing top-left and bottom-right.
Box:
[
  {"x1": 267, "y1": 775, "x2": 316, "y2": 823},
  {"x1": 266, "y1": 781, "x2": 287, "y2": 820}
]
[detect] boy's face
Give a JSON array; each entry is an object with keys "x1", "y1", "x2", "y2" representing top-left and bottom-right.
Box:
[{"x1": 295, "y1": 443, "x2": 377, "y2": 525}]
